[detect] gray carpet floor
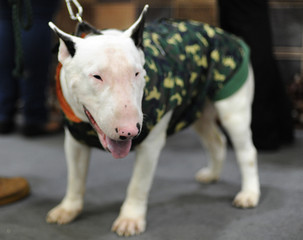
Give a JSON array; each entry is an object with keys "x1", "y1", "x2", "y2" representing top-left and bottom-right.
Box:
[{"x1": 0, "y1": 128, "x2": 302, "y2": 240}]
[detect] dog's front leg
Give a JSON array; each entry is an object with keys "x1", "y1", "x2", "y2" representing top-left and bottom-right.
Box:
[
  {"x1": 112, "y1": 112, "x2": 172, "y2": 237},
  {"x1": 47, "y1": 129, "x2": 91, "y2": 224}
]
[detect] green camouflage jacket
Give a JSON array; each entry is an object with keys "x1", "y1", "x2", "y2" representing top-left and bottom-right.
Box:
[{"x1": 62, "y1": 19, "x2": 250, "y2": 149}]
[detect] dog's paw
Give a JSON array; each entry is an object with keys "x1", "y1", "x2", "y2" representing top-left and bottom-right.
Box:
[
  {"x1": 195, "y1": 168, "x2": 218, "y2": 184},
  {"x1": 233, "y1": 191, "x2": 260, "y2": 208},
  {"x1": 112, "y1": 216, "x2": 146, "y2": 237},
  {"x1": 46, "y1": 205, "x2": 81, "y2": 224}
]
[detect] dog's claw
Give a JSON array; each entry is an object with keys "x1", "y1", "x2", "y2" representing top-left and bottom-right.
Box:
[
  {"x1": 233, "y1": 191, "x2": 260, "y2": 208},
  {"x1": 112, "y1": 216, "x2": 146, "y2": 237}
]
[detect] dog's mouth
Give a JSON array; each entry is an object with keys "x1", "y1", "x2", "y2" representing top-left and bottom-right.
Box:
[{"x1": 83, "y1": 106, "x2": 132, "y2": 159}]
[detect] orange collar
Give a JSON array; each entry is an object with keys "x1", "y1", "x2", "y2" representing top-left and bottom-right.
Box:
[{"x1": 56, "y1": 63, "x2": 82, "y2": 123}]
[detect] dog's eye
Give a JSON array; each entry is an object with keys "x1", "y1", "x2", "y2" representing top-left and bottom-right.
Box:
[
  {"x1": 135, "y1": 72, "x2": 139, "y2": 77},
  {"x1": 93, "y1": 75, "x2": 102, "y2": 81}
]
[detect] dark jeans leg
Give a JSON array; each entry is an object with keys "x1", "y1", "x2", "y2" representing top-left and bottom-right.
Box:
[
  {"x1": 0, "y1": 17, "x2": 18, "y2": 122},
  {"x1": 20, "y1": 2, "x2": 59, "y2": 125}
]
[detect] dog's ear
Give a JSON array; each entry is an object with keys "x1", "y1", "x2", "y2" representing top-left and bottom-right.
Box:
[
  {"x1": 124, "y1": 4, "x2": 149, "y2": 49},
  {"x1": 49, "y1": 22, "x2": 82, "y2": 63}
]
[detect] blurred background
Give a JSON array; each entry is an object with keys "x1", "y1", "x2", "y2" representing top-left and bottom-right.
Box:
[{"x1": 55, "y1": 0, "x2": 303, "y2": 97}]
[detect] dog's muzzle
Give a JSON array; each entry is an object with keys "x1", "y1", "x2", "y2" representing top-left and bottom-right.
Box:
[{"x1": 83, "y1": 106, "x2": 133, "y2": 159}]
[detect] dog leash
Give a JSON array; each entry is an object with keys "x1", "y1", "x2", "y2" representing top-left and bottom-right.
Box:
[
  {"x1": 65, "y1": 0, "x2": 83, "y2": 23},
  {"x1": 64, "y1": 0, "x2": 101, "y2": 37}
]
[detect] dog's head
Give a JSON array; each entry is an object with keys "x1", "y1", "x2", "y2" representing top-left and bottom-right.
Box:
[{"x1": 49, "y1": 5, "x2": 149, "y2": 159}]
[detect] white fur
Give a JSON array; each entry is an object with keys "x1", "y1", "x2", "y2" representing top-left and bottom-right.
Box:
[
  {"x1": 195, "y1": 66, "x2": 260, "y2": 207},
  {"x1": 112, "y1": 111, "x2": 172, "y2": 236},
  {"x1": 47, "y1": 129, "x2": 91, "y2": 224},
  {"x1": 47, "y1": 15, "x2": 260, "y2": 236},
  {"x1": 49, "y1": 22, "x2": 146, "y2": 141},
  {"x1": 66, "y1": 35, "x2": 145, "y2": 135}
]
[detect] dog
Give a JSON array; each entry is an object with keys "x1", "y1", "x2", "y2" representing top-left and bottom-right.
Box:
[{"x1": 46, "y1": 5, "x2": 260, "y2": 237}]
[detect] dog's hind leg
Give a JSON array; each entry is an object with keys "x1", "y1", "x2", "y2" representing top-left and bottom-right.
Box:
[
  {"x1": 193, "y1": 100, "x2": 227, "y2": 183},
  {"x1": 214, "y1": 67, "x2": 260, "y2": 208},
  {"x1": 112, "y1": 111, "x2": 173, "y2": 237},
  {"x1": 47, "y1": 129, "x2": 91, "y2": 224}
]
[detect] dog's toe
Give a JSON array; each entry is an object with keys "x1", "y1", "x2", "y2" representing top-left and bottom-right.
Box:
[
  {"x1": 233, "y1": 191, "x2": 260, "y2": 208},
  {"x1": 195, "y1": 168, "x2": 218, "y2": 184},
  {"x1": 112, "y1": 216, "x2": 146, "y2": 237},
  {"x1": 46, "y1": 205, "x2": 81, "y2": 224}
]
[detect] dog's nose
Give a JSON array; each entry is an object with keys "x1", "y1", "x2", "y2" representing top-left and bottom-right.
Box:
[{"x1": 116, "y1": 123, "x2": 141, "y2": 140}]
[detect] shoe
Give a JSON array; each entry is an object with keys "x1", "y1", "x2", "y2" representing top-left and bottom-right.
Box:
[
  {"x1": 0, "y1": 121, "x2": 15, "y2": 134},
  {"x1": 0, "y1": 177, "x2": 30, "y2": 206},
  {"x1": 21, "y1": 121, "x2": 63, "y2": 137}
]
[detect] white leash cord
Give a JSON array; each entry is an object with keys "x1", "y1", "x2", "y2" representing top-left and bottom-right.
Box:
[{"x1": 65, "y1": 0, "x2": 83, "y2": 22}]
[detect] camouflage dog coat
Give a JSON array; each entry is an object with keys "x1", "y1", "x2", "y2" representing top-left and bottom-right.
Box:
[{"x1": 57, "y1": 19, "x2": 250, "y2": 149}]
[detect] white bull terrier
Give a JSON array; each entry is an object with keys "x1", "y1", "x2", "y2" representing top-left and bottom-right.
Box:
[{"x1": 47, "y1": 5, "x2": 260, "y2": 236}]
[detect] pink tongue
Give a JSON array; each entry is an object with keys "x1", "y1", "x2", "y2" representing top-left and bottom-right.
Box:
[{"x1": 106, "y1": 137, "x2": 132, "y2": 159}]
